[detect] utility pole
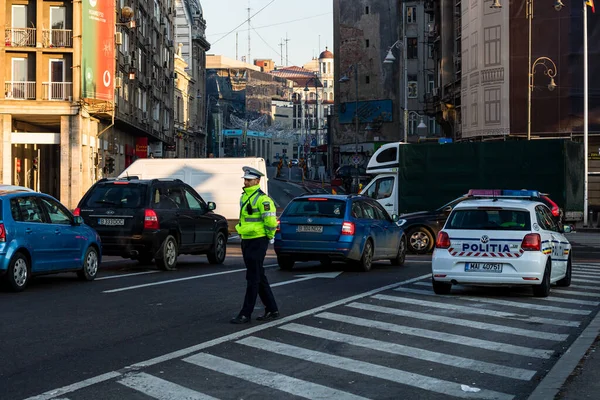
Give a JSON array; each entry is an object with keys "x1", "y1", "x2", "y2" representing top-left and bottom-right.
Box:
[
  {"x1": 236, "y1": 32, "x2": 239, "y2": 60},
  {"x1": 247, "y1": 4, "x2": 251, "y2": 64},
  {"x1": 284, "y1": 33, "x2": 290, "y2": 66},
  {"x1": 279, "y1": 38, "x2": 284, "y2": 66}
]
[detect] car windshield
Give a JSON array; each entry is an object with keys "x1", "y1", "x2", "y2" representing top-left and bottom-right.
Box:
[
  {"x1": 285, "y1": 198, "x2": 346, "y2": 218},
  {"x1": 83, "y1": 183, "x2": 146, "y2": 208},
  {"x1": 446, "y1": 208, "x2": 531, "y2": 231}
]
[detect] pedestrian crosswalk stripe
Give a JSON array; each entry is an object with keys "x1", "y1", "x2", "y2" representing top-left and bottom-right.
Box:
[
  {"x1": 570, "y1": 284, "x2": 600, "y2": 291},
  {"x1": 347, "y1": 301, "x2": 567, "y2": 341},
  {"x1": 538, "y1": 296, "x2": 600, "y2": 306},
  {"x1": 574, "y1": 267, "x2": 600, "y2": 272},
  {"x1": 279, "y1": 323, "x2": 536, "y2": 381},
  {"x1": 402, "y1": 285, "x2": 591, "y2": 315},
  {"x1": 318, "y1": 310, "x2": 555, "y2": 358},
  {"x1": 574, "y1": 264, "x2": 600, "y2": 268},
  {"x1": 552, "y1": 289, "x2": 600, "y2": 298},
  {"x1": 118, "y1": 372, "x2": 219, "y2": 400},
  {"x1": 183, "y1": 353, "x2": 369, "y2": 400},
  {"x1": 236, "y1": 336, "x2": 515, "y2": 400},
  {"x1": 373, "y1": 294, "x2": 579, "y2": 327},
  {"x1": 573, "y1": 271, "x2": 600, "y2": 277},
  {"x1": 571, "y1": 276, "x2": 600, "y2": 282}
]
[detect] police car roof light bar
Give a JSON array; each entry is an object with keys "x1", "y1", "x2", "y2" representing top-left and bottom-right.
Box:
[{"x1": 467, "y1": 189, "x2": 541, "y2": 198}]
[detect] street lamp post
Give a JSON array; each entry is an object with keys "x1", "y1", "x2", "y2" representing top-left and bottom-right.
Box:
[
  {"x1": 339, "y1": 64, "x2": 360, "y2": 192},
  {"x1": 528, "y1": 56, "x2": 558, "y2": 140},
  {"x1": 384, "y1": 38, "x2": 408, "y2": 143}
]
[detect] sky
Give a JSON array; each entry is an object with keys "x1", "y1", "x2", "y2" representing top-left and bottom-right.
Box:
[{"x1": 202, "y1": 0, "x2": 333, "y2": 67}]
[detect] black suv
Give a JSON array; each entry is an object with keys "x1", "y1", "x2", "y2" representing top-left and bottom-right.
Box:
[{"x1": 76, "y1": 177, "x2": 228, "y2": 270}]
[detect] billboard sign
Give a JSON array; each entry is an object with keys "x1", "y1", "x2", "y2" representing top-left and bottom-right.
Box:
[
  {"x1": 338, "y1": 99, "x2": 393, "y2": 124},
  {"x1": 82, "y1": 0, "x2": 115, "y2": 101}
]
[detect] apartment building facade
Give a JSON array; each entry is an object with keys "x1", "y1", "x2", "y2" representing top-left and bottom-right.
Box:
[{"x1": 0, "y1": 0, "x2": 180, "y2": 208}]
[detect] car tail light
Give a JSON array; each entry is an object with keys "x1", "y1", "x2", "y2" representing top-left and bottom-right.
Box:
[
  {"x1": 144, "y1": 209, "x2": 159, "y2": 230},
  {"x1": 73, "y1": 207, "x2": 81, "y2": 216},
  {"x1": 341, "y1": 221, "x2": 355, "y2": 235},
  {"x1": 436, "y1": 231, "x2": 451, "y2": 249},
  {"x1": 276, "y1": 220, "x2": 281, "y2": 233},
  {"x1": 0, "y1": 223, "x2": 5, "y2": 242},
  {"x1": 521, "y1": 233, "x2": 541, "y2": 251}
]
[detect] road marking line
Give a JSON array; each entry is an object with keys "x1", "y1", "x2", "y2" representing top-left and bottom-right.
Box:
[
  {"x1": 183, "y1": 353, "x2": 369, "y2": 400},
  {"x1": 570, "y1": 284, "x2": 600, "y2": 291},
  {"x1": 23, "y1": 273, "x2": 432, "y2": 399},
  {"x1": 572, "y1": 272, "x2": 600, "y2": 277},
  {"x1": 96, "y1": 271, "x2": 160, "y2": 280},
  {"x1": 552, "y1": 289, "x2": 600, "y2": 298},
  {"x1": 373, "y1": 294, "x2": 580, "y2": 327},
  {"x1": 24, "y1": 372, "x2": 122, "y2": 400},
  {"x1": 574, "y1": 267, "x2": 600, "y2": 272},
  {"x1": 130, "y1": 273, "x2": 432, "y2": 368},
  {"x1": 572, "y1": 277, "x2": 600, "y2": 284},
  {"x1": 102, "y1": 264, "x2": 279, "y2": 293},
  {"x1": 118, "y1": 372, "x2": 219, "y2": 400},
  {"x1": 237, "y1": 336, "x2": 515, "y2": 400},
  {"x1": 344, "y1": 302, "x2": 567, "y2": 342},
  {"x1": 398, "y1": 286, "x2": 591, "y2": 315},
  {"x1": 280, "y1": 323, "x2": 536, "y2": 381}
]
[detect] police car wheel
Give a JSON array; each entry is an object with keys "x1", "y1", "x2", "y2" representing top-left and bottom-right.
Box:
[
  {"x1": 532, "y1": 260, "x2": 551, "y2": 297},
  {"x1": 432, "y1": 277, "x2": 452, "y2": 295},
  {"x1": 556, "y1": 256, "x2": 572, "y2": 287}
]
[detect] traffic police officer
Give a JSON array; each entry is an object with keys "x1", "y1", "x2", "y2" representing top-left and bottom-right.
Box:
[{"x1": 230, "y1": 166, "x2": 279, "y2": 324}]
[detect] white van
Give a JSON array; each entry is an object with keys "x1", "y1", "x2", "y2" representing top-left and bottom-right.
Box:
[{"x1": 119, "y1": 157, "x2": 268, "y2": 233}]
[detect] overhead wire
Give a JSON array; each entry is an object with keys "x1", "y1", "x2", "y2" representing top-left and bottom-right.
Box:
[
  {"x1": 212, "y1": 0, "x2": 277, "y2": 45},
  {"x1": 207, "y1": 12, "x2": 333, "y2": 37},
  {"x1": 249, "y1": 21, "x2": 282, "y2": 59}
]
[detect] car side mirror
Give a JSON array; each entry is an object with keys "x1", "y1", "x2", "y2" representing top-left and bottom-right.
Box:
[
  {"x1": 72, "y1": 216, "x2": 84, "y2": 226},
  {"x1": 562, "y1": 225, "x2": 572, "y2": 234},
  {"x1": 391, "y1": 214, "x2": 400, "y2": 222},
  {"x1": 207, "y1": 202, "x2": 216, "y2": 211}
]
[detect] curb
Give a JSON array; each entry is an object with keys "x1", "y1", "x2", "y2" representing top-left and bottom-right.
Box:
[{"x1": 527, "y1": 308, "x2": 600, "y2": 400}]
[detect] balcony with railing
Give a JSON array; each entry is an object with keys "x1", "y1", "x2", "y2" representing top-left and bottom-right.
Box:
[
  {"x1": 42, "y1": 29, "x2": 73, "y2": 48},
  {"x1": 4, "y1": 27, "x2": 36, "y2": 47},
  {"x1": 42, "y1": 82, "x2": 72, "y2": 100},
  {"x1": 5, "y1": 81, "x2": 36, "y2": 99}
]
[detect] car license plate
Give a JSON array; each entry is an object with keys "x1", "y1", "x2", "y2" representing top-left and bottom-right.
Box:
[
  {"x1": 297, "y1": 225, "x2": 323, "y2": 233},
  {"x1": 465, "y1": 263, "x2": 503, "y2": 273},
  {"x1": 98, "y1": 218, "x2": 125, "y2": 226}
]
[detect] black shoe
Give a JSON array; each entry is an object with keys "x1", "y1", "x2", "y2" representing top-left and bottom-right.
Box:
[
  {"x1": 256, "y1": 311, "x2": 280, "y2": 321},
  {"x1": 230, "y1": 315, "x2": 250, "y2": 324}
]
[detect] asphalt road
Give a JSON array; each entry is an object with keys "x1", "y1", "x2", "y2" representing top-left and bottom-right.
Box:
[{"x1": 3, "y1": 176, "x2": 600, "y2": 400}]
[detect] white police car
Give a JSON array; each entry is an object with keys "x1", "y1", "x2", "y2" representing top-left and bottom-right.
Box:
[{"x1": 431, "y1": 190, "x2": 572, "y2": 297}]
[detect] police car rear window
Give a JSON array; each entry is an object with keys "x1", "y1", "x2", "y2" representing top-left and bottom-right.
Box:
[
  {"x1": 285, "y1": 198, "x2": 346, "y2": 218},
  {"x1": 83, "y1": 183, "x2": 146, "y2": 209},
  {"x1": 446, "y1": 209, "x2": 531, "y2": 231}
]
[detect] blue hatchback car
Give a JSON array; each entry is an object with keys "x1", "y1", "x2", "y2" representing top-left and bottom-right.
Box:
[
  {"x1": 274, "y1": 194, "x2": 406, "y2": 271},
  {"x1": 0, "y1": 185, "x2": 102, "y2": 292}
]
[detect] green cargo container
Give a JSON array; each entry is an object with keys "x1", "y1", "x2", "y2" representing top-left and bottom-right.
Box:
[{"x1": 397, "y1": 139, "x2": 584, "y2": 216}]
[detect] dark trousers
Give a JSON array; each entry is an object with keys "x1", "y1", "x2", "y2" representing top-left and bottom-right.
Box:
[{"x1": 240, "y1": 237, "x2": 278, "y2": 317}]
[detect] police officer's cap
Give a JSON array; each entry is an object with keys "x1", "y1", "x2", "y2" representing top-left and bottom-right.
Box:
[{"x1": 242, "y1": 166, "x2": 264, "y2": 180}]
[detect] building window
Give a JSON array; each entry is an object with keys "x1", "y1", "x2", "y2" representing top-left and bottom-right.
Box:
[
  {"x1": 428, "y1": 44, "x2": 434, "y2": 58},
  {"x1": 428, "y1": 118, "x2": 439, "y2": 135},
  {"x1": 428, "y1": 12, "x2": 434, "y2": 23},
  {"x1": 407, "y1": 6, "x2": 417, "y2": 23},
  {"x1": 365, "y1": 39, "x2": 369, "y2": 48},
  {"x1": 428, "y1": 74, "x2": 434, "y2": 93},
  {"x1": 408, "y1": 112, "x2": 418, "y2": 135},
  {"x1": 365, "y1": 6, "x2": 369, "y2": 14},
  {"x1": 484, "y1": 88, "x2": 501, "y2": 124},
  {"x1": 471, "y1": 92, "x2": 478, "y2": 126},
  {"x1": 323, "y1": 80, "x2": 328, "y2": 88},
  {"x1": 407, "y1": 75, "x2": 418, "y2": 98},
  {"x1": 365, "y1": 75, "x2": 370, "y2": 84},
  {"x1": 407, "y1": 38, "x2": 418, "y2": 59},
  {"x1": 484, "y1": 25, "x2": 501, "y2": 67},
  {"x1": 471, "y1": 43, "x2": 478, "y2": 71}
]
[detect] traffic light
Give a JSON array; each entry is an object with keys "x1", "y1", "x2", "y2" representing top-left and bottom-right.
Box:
[
  {"x1": 32, "y1": 157, "x2": 38, "y2": 170},
  {"x1": 106, "y1": 157, "x2": 115, "y2": 174}
]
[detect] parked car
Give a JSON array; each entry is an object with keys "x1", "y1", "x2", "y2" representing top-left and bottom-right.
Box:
[
  {"x1": 432, "y1": 189, "x2": 572, "y2": 297},
  {"x1": 274, "y1": 194, "x2": 407, "y2": 271},
  {"x1": 0, "y1": 185, "x2": 101, "y2": 292},
  {"x1": 290, "y1": 159, "x2": 299, "y2": 166},
  {"x1": 399, "y1": 189, "x2": 564, "y2": 255},
  {"x1": 75, "y1": 177, "x2": 228, "y2": 270}
]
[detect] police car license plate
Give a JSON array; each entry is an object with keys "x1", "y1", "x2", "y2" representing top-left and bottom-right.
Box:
[
  {"x1": 98, "y1": 218, "x2": 125, "y2": 226},
  {"x1": 297, "y1": 225, "x2": 323, "y2": 233},
  {"x1": 465, "y1": 263, "x2": 503, "y2": 273}
]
